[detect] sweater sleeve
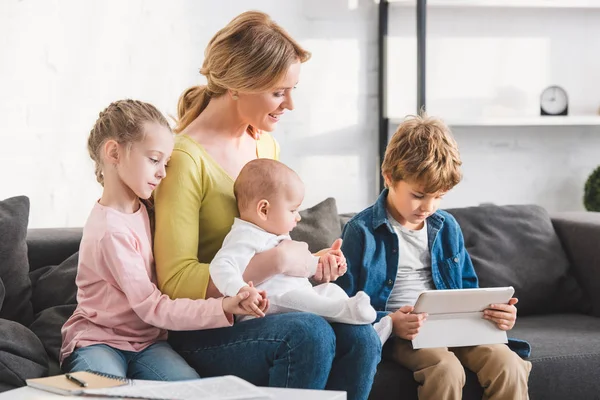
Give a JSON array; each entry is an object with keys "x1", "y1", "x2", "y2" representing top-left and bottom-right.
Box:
[
  {"x1": 99, "y1": 232, "x2": 232, "y2": 330},
  {"x1": 153, "y1": 148, "x2": 211, "y2": 300}
]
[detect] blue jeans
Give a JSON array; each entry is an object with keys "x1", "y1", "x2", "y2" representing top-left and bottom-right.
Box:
[
  {"x1": 168, "y1": 312, "x2": 381, "y2": 400},
  {"x1": 62, "y1": 342, "x2": 199, "y2": 381}
]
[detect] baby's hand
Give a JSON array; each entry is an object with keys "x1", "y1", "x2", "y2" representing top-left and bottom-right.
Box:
[
  {"x1": 390, "y1": 305, "x2": 428, "y2": 340},
  {"x1": 484, "y1": 297, "x2": 518, "y2": 331},
  {"x1": 238, "y1": 282, "x2": 268, "y2": 318},
  {"x1": 318, "y1": 254, "x2": 346, "y2": 273}
]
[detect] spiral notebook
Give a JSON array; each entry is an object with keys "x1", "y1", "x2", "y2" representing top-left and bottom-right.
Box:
[
  {"x1": 26, "y1": 371, "x2": 270, "y2": 399},
  {"x1": 26, "y1": 371, "x2": 130, "y2": 396}
]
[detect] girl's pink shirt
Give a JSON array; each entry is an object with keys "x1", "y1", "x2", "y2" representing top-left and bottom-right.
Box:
[{"x1": 60, "y1": 202, "x2": 231, "y2": 363}]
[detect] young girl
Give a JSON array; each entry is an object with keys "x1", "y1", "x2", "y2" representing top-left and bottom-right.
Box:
[{"x1": 60, "y1": 99, "x2": 254, "y2": 381}]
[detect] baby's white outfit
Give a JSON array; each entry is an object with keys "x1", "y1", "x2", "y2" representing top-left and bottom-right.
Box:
[{"x1": 209, "y1": 218, "x2": 377, "y2": 326}]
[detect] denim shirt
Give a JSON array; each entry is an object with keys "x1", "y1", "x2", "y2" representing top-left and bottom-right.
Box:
[{"x1": 336, "y1": 189, "x2": 531, "y2": 358}]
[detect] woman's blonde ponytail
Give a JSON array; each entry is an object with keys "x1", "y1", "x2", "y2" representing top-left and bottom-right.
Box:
[{"x1": 175, "y1": 85, "x2": 211, "y2": 134}]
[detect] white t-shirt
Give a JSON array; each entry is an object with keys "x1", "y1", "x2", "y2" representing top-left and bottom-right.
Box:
[{"x1": 385, "y1": 213, "x2": 435, "y2": 312}]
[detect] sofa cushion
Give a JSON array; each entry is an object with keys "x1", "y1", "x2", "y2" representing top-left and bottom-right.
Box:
[
  {"x1": 551, "y1": 212, "x2": 600, "y2": 318},
  {"x1": 0, "y1": 280, "x2": 4, "y2": 312},
  {"x1": 30, "y1": 304, "x2": 77, "y2": 362},
  {"x1": 0, "y1": 196, "x2": 34, "y2": 325},
  {"x1": 446, "y1": 204, "x2": 587, "y2": 316},
  {"x1": 0, "y1": 318, "x2": 48, "y2": 391},
  {"x1": 290, "y1": 198, "x2": 342, "y2": 253},
  {"x1": 31, "y1": 252, "x2": 78, "y2": 314},
  {"x1": 511, "y1": 314, "x2": 600, "y2": 400},
  {"x1": 29, "y1": 251, "x2": 79, "y2": 362}
]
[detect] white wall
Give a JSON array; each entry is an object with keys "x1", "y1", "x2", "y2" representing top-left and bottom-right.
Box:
[
  {"x1": 1, "y1": 0, "x2": 598, "y2": 228},
  {"x1": 387, "y1": 4, "x2": 600, "y2": 211},
  {"x1": 0, "y1": 0, "x2": 378, "y2": 228}
]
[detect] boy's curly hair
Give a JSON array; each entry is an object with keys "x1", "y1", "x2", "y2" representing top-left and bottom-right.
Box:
[{"x1": 382, "y1": 113, "x2": 462, "y2": 193}]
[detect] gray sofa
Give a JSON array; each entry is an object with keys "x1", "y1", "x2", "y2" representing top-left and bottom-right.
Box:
[{"x1": 1, "y1": 196, "x2": 600, "y2": 399}]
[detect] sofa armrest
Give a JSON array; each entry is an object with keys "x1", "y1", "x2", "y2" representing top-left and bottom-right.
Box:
[
  {"x1": 551, "y1": 212, "x2": 600, "y2": 317},
  {"x1": 26, "y1": 228, "x2": 82, "y2": 272}
]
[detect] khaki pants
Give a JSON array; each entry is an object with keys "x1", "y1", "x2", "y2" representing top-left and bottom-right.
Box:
[{"x1": 393, "y1": 339, "x2": 532, "y2": 400}]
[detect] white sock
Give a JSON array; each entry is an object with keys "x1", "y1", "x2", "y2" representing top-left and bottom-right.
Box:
[
  {"x1": 268, "y1": 288, "x2": 376, "y2": 325},
  {"x1": 373, "y1": 315, "x2": 393, "y2": 345},
  {"x1": 341, "y1": 291, "x2": 377, "y2": 324}
]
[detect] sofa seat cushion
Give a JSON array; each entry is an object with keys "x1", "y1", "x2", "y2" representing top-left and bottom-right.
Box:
[
  {"x1": 511, "y1": 314, "x2": 600, "y2": 400},
  {"x1": 446, "y1": 204, "x2": 588, "y2": 316},
  {"x1": 0, "y1": 196, "x2": 34, "y2": 325}
]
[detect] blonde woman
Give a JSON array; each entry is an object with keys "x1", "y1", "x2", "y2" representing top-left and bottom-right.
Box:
[{"x1": 154, "y1": 11, "x2": 381, "y2": 400}]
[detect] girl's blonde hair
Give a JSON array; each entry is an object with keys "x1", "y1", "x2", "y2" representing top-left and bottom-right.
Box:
[
  {"x1": 175, "y1": 10, "x2": 311, "y2": 135},
  {"x1": 382, "y1": 113, "x2": 462, "y2": 193},
  {"x1": 87, "y1": 99, "x2": 170, "y2": 186}
]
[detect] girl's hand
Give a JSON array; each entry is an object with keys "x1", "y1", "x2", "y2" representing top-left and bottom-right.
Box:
[
  {"x1": 237, "y1": 282, "x2": 268, "y2": 318},
  {"x1": 313, "y1": 239, "x2": 347, "y2": 283},
  {"x1": 390, "y1": 305, "x2": 428, "y2": 340},
  {"x1": 222, "y1": 291, "x2": 252, "y2": 316},
  {"x1": 484, "y1": 297, "x2": 518, "y2": 331},
  {"x1": 252, "y1": 282, "x2": 269, "y2": 315}
]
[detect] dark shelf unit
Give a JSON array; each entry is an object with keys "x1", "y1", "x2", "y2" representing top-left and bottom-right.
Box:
[{"x1": 377, "y1": 0, "x2": 427, "y2": 192}]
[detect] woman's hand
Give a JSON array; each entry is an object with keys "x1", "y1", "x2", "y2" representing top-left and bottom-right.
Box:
[
  {"x1": 484, "y1": 297, "x2": 518, "y2": 331},
  {"x1": 276, "y1": 240, "x2": 315, "y2": 277},
  {"x1": 312, "y1": 239, "x2": 347, "y2": 284}
]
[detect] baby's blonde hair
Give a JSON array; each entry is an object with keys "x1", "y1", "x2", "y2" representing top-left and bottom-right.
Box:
[
  {"x1": 87, "y1": 99, "x2": 170, "y2": 186},
  {"x1": 234, "y1": 159, "x2": 301, "y2": 212},
  {"x1": 175, "y1": 10, "x2": 311, "y2": 136},
  {"x1": 382, "y1": 113, "x2": 462, "y2": 193}
]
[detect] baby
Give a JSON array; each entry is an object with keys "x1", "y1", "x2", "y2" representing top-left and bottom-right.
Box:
[{"x1": 210, "y1": 159, "x2": 391, "y2": 341}]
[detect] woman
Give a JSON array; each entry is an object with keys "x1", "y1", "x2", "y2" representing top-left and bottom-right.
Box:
[{"x1": 154, "y1": 11, "x2": 381, "y2": 400}]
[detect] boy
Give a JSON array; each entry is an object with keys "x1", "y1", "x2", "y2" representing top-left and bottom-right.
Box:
[{"x1": 336, "y1": 114, "x2": 531, "y2": 399}]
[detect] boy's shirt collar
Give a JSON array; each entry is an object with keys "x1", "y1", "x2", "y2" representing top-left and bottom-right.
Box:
[{"x1": 372, "y1": 188, "x2": 445, "y2": 231}]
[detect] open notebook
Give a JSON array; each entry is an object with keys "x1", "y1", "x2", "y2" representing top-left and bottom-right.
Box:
[{"x1": 26, "y1": 371, "x2": 271, "y2": 399}]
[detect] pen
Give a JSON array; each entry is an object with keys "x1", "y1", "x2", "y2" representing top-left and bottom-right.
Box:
[{"x1": 65, "y1": 373, "x2": 88, "y2": 387}]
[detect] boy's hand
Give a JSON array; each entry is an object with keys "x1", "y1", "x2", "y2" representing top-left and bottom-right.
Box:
[
  {"x1": 390, "y1": 305, "x2": 428, "y2": 340},
  {"x1": 313, "y1": 239, "x2": 347, "y2": 283},
  {"x1": 238, "y1": 282, "x2": 268, "y2": 318},
  {"x1": 484, "y1": 297, "x2": 518, "y2": 331}
]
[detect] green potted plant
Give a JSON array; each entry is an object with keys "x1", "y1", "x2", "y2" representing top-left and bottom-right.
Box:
[{"x1": 584, "y1": 165, "x2": 600, "y2": 211}]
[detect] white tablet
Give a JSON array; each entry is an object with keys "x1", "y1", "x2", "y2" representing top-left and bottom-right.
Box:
[{"x1": 412, "y1": 286, "x2": 515, "y2": 315}]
